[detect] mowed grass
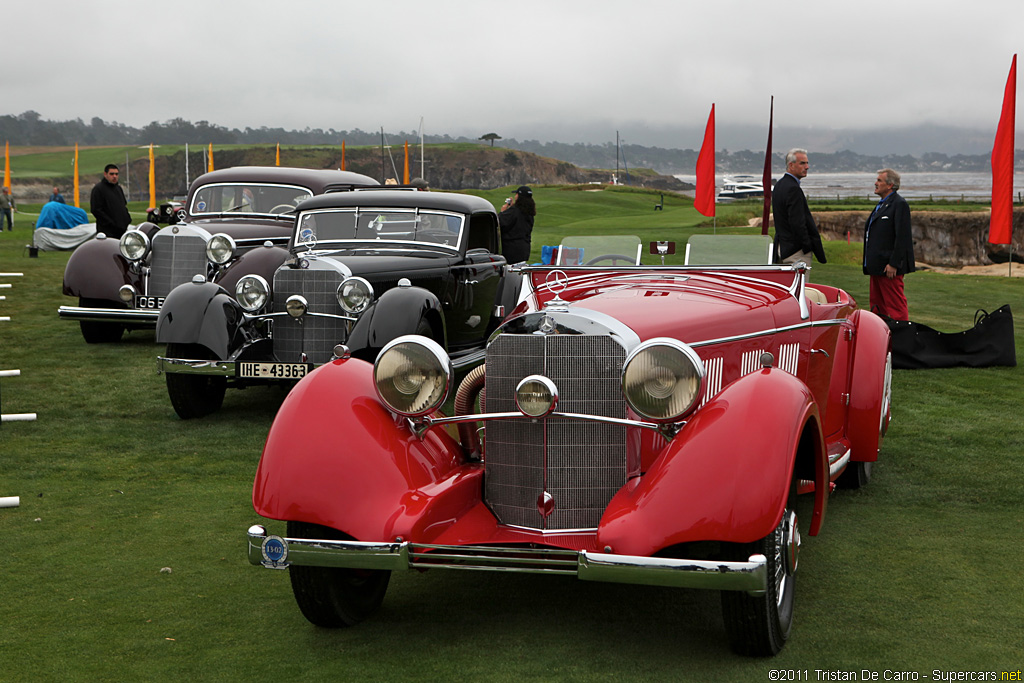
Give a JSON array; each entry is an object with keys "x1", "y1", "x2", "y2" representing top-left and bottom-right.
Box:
[{"x1": 0, "y1": 187, "x2": 1022, "y2": 681}]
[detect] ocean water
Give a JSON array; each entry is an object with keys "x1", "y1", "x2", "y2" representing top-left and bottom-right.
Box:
[{"x1": 674, "y1": 171, "x2": 1024, "y2": 201}]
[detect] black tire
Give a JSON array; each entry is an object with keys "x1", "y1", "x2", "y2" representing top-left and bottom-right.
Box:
[
  {"x1": 78, "y1": 298, "x2": 124, "y2": 343},
  {"x1": 836, "y1": 460, "x2": 872, "y2": 489},
  {"x1": 286, "y1": 521, "x2": 391, "y2": 628},
  {"x1": 165, "y1": 343, "x2": 226, "y2": 419},
  {"x1": 721, "y1": 509, "x2": 798, "y2": 656}
]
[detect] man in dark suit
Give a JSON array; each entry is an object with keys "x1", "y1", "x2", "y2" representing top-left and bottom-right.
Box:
[
  {"x1": 864, "y1": 168, "x2": 915, "y2": 320},
  {"x1": 772, "y1": 148, "x2": 826, "y2": 264}
]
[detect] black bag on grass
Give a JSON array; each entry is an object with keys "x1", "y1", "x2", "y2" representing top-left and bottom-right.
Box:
[{"x1": 885, "y1": 305, "x2": 1016, "y2": 369}]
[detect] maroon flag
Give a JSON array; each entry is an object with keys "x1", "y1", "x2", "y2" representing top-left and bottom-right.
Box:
[
  {"x1": 695, "y1": 104, "x2": 715, "y2": 217},
  {"x1": 761, "y1": 97, "x2": 774, "y2": 235},
  {"x1": 990, "y1": 54, "x2": 1016, "y2": 245}
]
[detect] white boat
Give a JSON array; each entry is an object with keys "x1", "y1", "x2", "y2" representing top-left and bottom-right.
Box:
[{"x1": 718, "y1": 175, "x2": 764, "y2": 201}]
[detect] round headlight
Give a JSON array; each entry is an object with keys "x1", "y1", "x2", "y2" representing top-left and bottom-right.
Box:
[
  {"x1": 516, "y1": 375, "x2": 559, "y2": 418},
  {"x1": 621, "y1": 338, "x2": 704, "y2": 422},
  {"x1": 206, "y1": 233, "x2": 236, "y2": 265},
  {"x1": 337, "y1": 277, "x2": 374, "y2": 314},
  {"x1": 118, "y1": 284, "x2": 136, "y2": 303},
  {"x1": 235, "y1": 274, "x2": 269, "y2": 312},
  {"x1": 374, "y1": 335, "x2": 452, "y2": 417},
  {"x1": 119, "y1": 230, "x2": 150, "y2": 261},
  {"x1": 285, "y1": 295, "x2": 307, "y2": 318}
]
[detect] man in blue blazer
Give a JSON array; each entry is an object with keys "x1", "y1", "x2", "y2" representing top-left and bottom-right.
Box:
[
  {"x1": 864, "y1": 168, "x2": 915, "y2": 320},
  {"x1": 772, "y1": 148, "x2": 826, "y2": 265}
]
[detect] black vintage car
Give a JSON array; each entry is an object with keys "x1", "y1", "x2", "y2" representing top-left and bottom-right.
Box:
[
  {"x1": 155, "y1": 190, "x2": 520, "y2": 419},
  {"x1": 58, "y1": 166, "x2": 379, "y2": 343}
]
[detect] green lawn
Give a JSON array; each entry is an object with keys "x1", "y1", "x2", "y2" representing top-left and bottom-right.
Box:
[{"x1": 0, "y1": 187, "x2": 1021, "y2": 680}]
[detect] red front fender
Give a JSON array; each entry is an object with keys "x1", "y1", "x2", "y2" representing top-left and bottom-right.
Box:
[
  {"x1": 252, "y1": 358, "x2": 477, "y2": 541},
  {"x1": 597, "y1": 367, "x2": 827, "y2": 557}
]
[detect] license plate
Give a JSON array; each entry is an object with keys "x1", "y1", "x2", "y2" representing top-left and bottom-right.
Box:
[
  {"x1": 238, "y1": 362, "x2": 311, "y2": 380},
  {"x1": 135, "y1": 295, "x2": 165, "y2": 310}
]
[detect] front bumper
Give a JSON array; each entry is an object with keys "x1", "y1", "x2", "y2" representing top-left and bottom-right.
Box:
[
  {"x1": 58, "y1": 305, "x2": 158, "y2": 325},
  {"x1": 247, "y1": 525, "x2": 768, "y2": 595},
  {"x1": 158, "y1": 356, "x2": 238, "y2": 376}
]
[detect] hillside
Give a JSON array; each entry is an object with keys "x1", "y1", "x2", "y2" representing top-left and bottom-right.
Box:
[{"x1": 7, "y1": 144, "x2": 691, "y2": 201}]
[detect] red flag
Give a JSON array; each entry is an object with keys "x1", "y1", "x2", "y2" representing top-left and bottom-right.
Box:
[
  {"x1": 990, "y1": 54, "x2": 1016, "y2": 245},
  {"x1": 695, "y1": 104, "x2": 715, "y2": 217},
  {"x1": 761, "y1": 97, "x2": 774, "y2": 235}
]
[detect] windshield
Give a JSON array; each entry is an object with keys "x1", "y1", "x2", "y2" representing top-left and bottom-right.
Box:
[
  {"x1": 295, "y1": 209, "x2": 463, "y2": 250},
  {"x1": 190, "y1": 183, "x2": 313, "y2": 216}
]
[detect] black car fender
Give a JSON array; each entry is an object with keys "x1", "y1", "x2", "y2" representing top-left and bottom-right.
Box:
[
  {"x1": 61, "y1": 236, "x2": 137, "y2": 300},
  {"x1": 347, "y1": 285, "x2": 446, "y2": 361},
  {"x1": 215, "y1": 244, "x2": 291, "y2": 295},
  {"x1": 156, "y1": 280, "x2": 246, "y2": 359}
]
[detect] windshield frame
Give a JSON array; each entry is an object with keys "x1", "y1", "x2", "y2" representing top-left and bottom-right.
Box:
[
  {"x1": 290, "y1": 207, "x2": 465, "y2": 254},
  {"x1": 189, "y1": 182, "x2": 315, "y2": 217}
]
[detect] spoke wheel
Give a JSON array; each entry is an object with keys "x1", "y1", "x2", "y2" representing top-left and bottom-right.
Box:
[
  {"x1": 286, "y1": 521, "x2": 391, "y2": 627},
  {"x1": 721, "y1": 509, "x2": 799, "y2": 656},
  {"x1": 165, "y1": 343, "x2": 226, "y2": 419}
]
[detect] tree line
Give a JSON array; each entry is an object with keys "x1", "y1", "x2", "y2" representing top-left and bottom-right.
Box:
[{"x1": 1, "y1": 110, "x2": 1015, "y2": 174}]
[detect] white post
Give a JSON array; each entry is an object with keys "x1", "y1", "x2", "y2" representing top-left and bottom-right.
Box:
[{"x1": 0, "y1": 497, "x2": 20, "y2": 508}]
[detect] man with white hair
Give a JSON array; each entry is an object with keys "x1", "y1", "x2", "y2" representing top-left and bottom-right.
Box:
[
  {"x1": 863, "y1": 168, "x2": 915, "y2": 320},
  {"x1": 771, "y1": 148, "x2": 826, "y2": 264}
]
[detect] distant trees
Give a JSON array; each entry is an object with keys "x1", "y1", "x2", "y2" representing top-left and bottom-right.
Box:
[{"x1": 479, "y1": 133, "x2": 502, "y2": 146}]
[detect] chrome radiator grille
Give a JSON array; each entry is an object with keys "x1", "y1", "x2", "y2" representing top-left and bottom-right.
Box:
[
  {"x1": 150, "y1": 232, "x2": 208, "y2": 297},
  {"x1": 272, "y1": 268, "x2": 346, "y2": 364},
  {"x1": 484, "y1": 334, "x2": 627, "y2": 531}
]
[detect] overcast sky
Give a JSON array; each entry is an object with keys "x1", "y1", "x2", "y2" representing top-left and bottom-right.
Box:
[{"x1": 6, "y1": 0, "x2": 1022, "y2": 153}]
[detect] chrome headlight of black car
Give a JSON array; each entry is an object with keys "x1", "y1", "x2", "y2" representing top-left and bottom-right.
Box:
[
  {"x1": 337, "y1": 277, "x2": 374, "y2": 314},
  {"x1": 206, "y1": 234, "x2": 236, "y2": 265},
  {"x1": 374, "y1": 335, "x2": 451, "y2": 417},
  {"x1": 621, "y1": 338, "x2": 705, "y2": 423},
  {"x1": 235, "y1": 274, "x2": 270, "y2": 312},
  {"x1": 119, "y1": 230, "x2": 150, "y2": 261}
]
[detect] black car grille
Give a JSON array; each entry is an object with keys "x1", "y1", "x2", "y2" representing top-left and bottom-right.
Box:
[
  {"x1": 272, "y1": 268, "x2": 346, "y2": 364},
  {"x1": 150, "y1": 232, "x2": 208, "y2": 297},
  {"x1": 484, "y1": 334, "x2": 628, "y2": 531}
]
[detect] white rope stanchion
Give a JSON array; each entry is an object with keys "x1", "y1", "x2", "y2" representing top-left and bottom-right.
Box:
[
  {"x1": 0, "y1": 497, "x2": 20, "y2": 508},
  {"x1": 1, "y1": 413, "x2": 37, "y2": 422}
]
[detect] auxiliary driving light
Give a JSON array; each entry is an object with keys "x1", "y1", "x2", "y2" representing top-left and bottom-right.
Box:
[
  {"x1": 515, "y1": 375, "x2": 559, "y2": 418},
  {"x1": 285, "y1": 295, "x2": 308, "y2": 318}
]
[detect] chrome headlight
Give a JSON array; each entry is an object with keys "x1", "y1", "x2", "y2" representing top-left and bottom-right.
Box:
[
  {"x1": 516, "y1": 375, "x2": 559, "y2": 418},
  {"x1": 235, "y1": 274, "x2": 269, "y2": 312},
  {"x1": 621, "y1": 338, "x2": 704, "y2": 422},
  {"x1": 119, "y1": 230, "x2": 150, "y2": 261},
  {"x1": 285, "y1": 295, "x2": 307, "y2": 318},
  {"x1": 337, "y1": 277, "x2": 374, "y2": 314},
  {"x1": 206, "y1": 233, "x2": 236, "y2": 265},
  {"x1": 374, "y1": 335, "x2": 451, "y2": 417}
]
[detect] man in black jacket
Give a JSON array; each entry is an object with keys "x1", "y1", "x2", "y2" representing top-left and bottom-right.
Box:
[
  {"x1": 864, "y1": 168, "x2": 915, "y2": 320},
  {"x1": 772, "y1": 148, "x2": 826, "y2": 264},
  {"x1": 90, "y1": 164, "x2": 131, "y2": 239}
]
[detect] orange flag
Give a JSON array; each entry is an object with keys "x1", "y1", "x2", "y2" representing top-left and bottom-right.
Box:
[
  {"x1": 694, "y1": 104, "x2": 716, "y2": 217},
  {"x1": 341, "y1": 140, "x2": 346, "y2": 171},
  {"x1": 208, "y1": 143, "x2": 214, "y2": 173},
  {"x1": 990, "y1": 54, "x2": 1017, "y2": 245},
  {"x1": 276, "y1": 143, "x2": 281, "y2": 166},
  {"x1": 148, "y1": 144, "x2": 156, "y2": 210},
  {"x1": 74, "y1": 143, "x2": 80, "y2": 207},
  {"x1": 404, "y1": 141, "x2": 410, "y2": 184},
  {"x1": 4, "y1": 141, "x2": 10, "y2": 191}
]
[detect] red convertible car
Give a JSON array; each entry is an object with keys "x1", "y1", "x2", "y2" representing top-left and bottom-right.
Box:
[{"x1": 246, "y1": 235, "x2": 892, "y2": 656}]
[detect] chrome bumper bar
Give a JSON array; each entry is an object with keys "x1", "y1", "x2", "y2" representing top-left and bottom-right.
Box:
[
  {"x1": 247, "y1": 525, "x2": 768, "y2": 595},
  {"x1": 157, "y1": 356, "x2": 238, "y2": 376},
  {"x1": 58, "y1": 305, "x2": 158, "y2": 325}
]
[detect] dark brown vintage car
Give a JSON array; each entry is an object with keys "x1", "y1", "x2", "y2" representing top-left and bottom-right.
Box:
[{"x1": 58, "y1": 166, "x2": 378, "y2": 343}]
